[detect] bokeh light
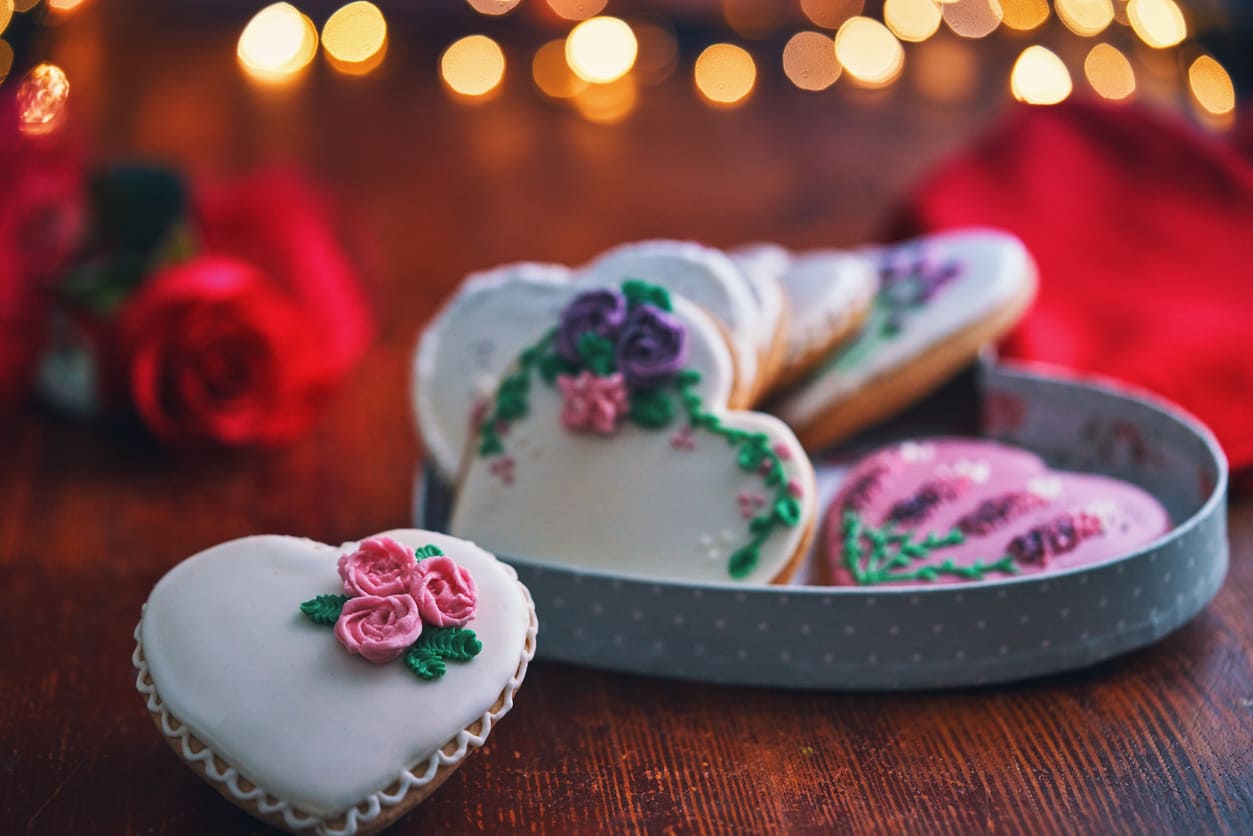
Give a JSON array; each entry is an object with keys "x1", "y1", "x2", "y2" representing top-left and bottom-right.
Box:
[
  {"x1": 800, "y1": 0, "x2": 863, "y2": 31},
  {"x1": 566, "y1": 16, "x2": 637, "y2": 84},
  {"x1": 942, "y1": 0, "x2": 1003, "y2": 39},
  {"x1": 885, "y1": 0, "x2": 942, "y2": 43},
  {"x1": 532, "y1": 38, "x2": 587, "y2": 99},
  {"x1": 17, "y1": 63, "x2": 70, "y2": 136},
  {"x1": 632, "y1": 19, "x2": 678, "y2": 86},
  {"x1": 0, "y1": 40, "x2": 12, "y2": 84},
  {"x1": 466, "y1": 0, "x2": 520, "y2": 16},
  {"x1": 1011, "y1": 45, "x2": 1072, "y2": 105},
  {"x1": 573, "y1": 75, "x2": 637, "y2": 124},
  {"x1": 13, "y1": 0, "x2": 37, "y2": 11},
  {"x1": 694, "y1": 43, "x2": 757, "y2": 106},
  {"x1": 1187, "y1": 55, "x2": 1234, "y2": 116},
  {"x1": 1084, "y1": 43, "x2": 1134, "y2": 100},
  {"x1": 321, "y1": 2, "x2": 387, "y2": 76},
  {"x1": 547, "y1": 0, "x2": 606, "y2": 22},
  {"x1": 1055, "y1": 0, "x2": 1113, "y2": 37},
  {"x1": 1000, "y1": 0, "x2": 1049, "y2": 31},
  {"x1": 440, "y1": 34, "x2": 505, "y2": 98},
  {"x1": 723, "y1": 0, "x2": 785, "y2": 39},
  {"x1": 835, "y1": 16, "x2": 905, "y2": 88},
  {"x1": 912, "y1": 35, "x2": 977, "y2": 103},
  {"x1": 782, "y1": 31, "x2": 841, "y2": 91},
  {"x1": 47, "y1": 0, "x2": 86, "y2": 12},
  {"x1": 237, "y1": 3, "x2": 318, "y2": 82},
  {"x1": 1128, "y1": 0, "x2": 1186, "y2": 49},
  {"x1": 0, "y1": 1, "x2": 13, "y2": 36}
]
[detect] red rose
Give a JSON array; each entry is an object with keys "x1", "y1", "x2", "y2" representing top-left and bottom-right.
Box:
[{"x1": 117, "y1": 256, "x2": 327, "y2": 444}]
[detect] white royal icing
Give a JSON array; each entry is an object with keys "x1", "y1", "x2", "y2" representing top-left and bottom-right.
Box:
[
  {"x1": 776, "y1": 229, "x2": 1035, "y2": 428},
  {"x1": 730, "y1": 243, "x2": 789, "y2": 354},
  {"x1": 134, "y1": 529, "x2": 535, "y2": 835},
  {"x1": 451, "y1": 297, "x2": 814, "y2": 585},
  {"x1": 777, "y1": 249, "x2": 879, "y2": 367},
  {"x1": 580, "y1": 240, "x2": 762, "y2": 396}
]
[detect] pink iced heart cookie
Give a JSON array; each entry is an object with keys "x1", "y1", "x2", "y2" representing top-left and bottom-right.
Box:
[
  {"x1": 825, "y1": 438, "x2": 1169, "y2": 586},
  {"x1": 134, "y1": 529, "x2": 536, "y2": 835}
]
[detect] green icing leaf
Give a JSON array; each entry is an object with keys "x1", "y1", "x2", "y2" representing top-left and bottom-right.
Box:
[
  {"x1": 415, "y1": 544, "x2": 444, "y2": 559},
  {"x1": 728, "y1": 545, "x2": 759, "y2": 579},
  {"x1": 774, "y1": 496, "x2": 802, "y2": 527},
  {"x1": 628, "y1": 388, "x2": 675, "y2": 429},
  {"x1": 576, "y1": 332, "x2": 617, "y2": 376},
  {"x1": 675, "y1": 369, "x2": 702, "y2": 387},
  {"x1": 622, "y1": 279, "x2": 672, "y2": 312},
  {"x1": 405, "y1": 649, "x2": 446, "y2": 680},
  {"x1": 403, "y1": 627, "x2": 483, "y2": 681},
  {"x1": 538, "y1": 352, "x2": 579, "y2": 384},
  {"x1": 299, "y1": 594, "x2": 348, "y2": 626}
]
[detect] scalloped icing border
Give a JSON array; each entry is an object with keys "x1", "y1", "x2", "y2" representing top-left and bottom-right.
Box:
[{"x1": 132, "y1": 564, "x2": 538, "y2": 836}]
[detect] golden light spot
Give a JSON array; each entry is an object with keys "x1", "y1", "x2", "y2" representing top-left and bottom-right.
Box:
[
  {"x1": 912, "y1": 35, "x2": 977, "y2": 103},
  {"x1": 573, "y1": 75, "x2": 637, "y2": 124},
  {"x1": 1128, "y1": 0, "x2": 1186, "y2": 49},
  {"x1": 321, "y1": 2, "x2": 387, "y2": 75},
  {"x1": 547, "y1": 0, "x2": 606, "y2": 22},
  {"x1": 0, "y1": 40, "x2": 12, "y2": 84},
  {"x1": 0, "y1": 0, "x2": 14, "y2": 35},
  {"x1": 13, "y1": 0, "x2": 38, "y2": 11},
  {"x1": 835, "y1": 16, "x2": 905, "y2": 88},
  {"x1": 47, "y1": 0, "x2": 86, "y2": 13},
  {"x1": 466, "y1": 0, "x2": 520, "y2": 16},
  {"x1": 885, "y1": 0, "x2": 942, "y2": 43},
  {"x1": 800, "y1": 0, "x2": 863, "y2": 31},
  {"x1": 532, "y1": 38, "x2": 587, "y2": 99},
  {"x1": 1084, "y1": 43, "x2": 1134, "y2": 100},
  {"x1": 1055, "y1": 0, "x2": 1113, "y2": 37},
  {"x1": 1188, "y1": 55, "x2": 1234, "y2": 116},
  {"x1": 440, "y1": 35, "x2": 505, "y2": 98},
  {"x1": 942, "y1": 0, "x2": 1003, "y2": 39},
  {"x1": 237, "y1": 3, "x2": 318, "y2": 82},
  {"x1": 16, "y1": 62, "x2": 69, "y2": 136},
  {"x1": 1011, "y1": 45, "x2": 1072, "y2": 105},
  {"x1": 633, "y1": 19, "x2": 678, "y2": 86},
  {"x1": 723, "y1": 0, "x2": 785, "y2": 39},
  {"x1": 1000, "y1": 0, "x2": 1049, "y2": 31},
  {"x1": 566, "y1": 16, "x2": 637, "y2": 84},
  {"x1": 782, "y1": 31, "x2": 841, "y2": 91},
  {"x1": 694, "y1": 43, "x2": 757, "y2": 106}
]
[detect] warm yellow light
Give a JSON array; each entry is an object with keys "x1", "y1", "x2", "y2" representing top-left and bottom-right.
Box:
[
  {"x1": 237, "y1": 3, "x2": 318, "y2": 82},
  {"x1": 532, "y1": 38, "x2": 587, "y2": 99},
  {"x1": 885, "y1": 0, "x2": 942, "y2": 43},
  {"x1": 573, "y1": 76, "x2": 638, "y2": 124},
  {"x1": 440, "y1": 35, "x2": 505, "y2": 98},
  {"x1": 0, "y1": 0, "x2": 14, "y2": 36},
  {"x1": 0, "y1": 40, "x2": 12, "y2": 84},
  {"x1": 466, "y1": 0, "x2": 520, "y2": 15},
  {"x1": 835, "y1": 16, "x2": 905, "y2": 88},
  {"x1": 1084, "y1": 43, "x2": 1134, "y2": 100},
  {"x1": 800, "y1": 0, "x2": 864, "y2": 30},
  {"x1": 47, "y1": 0, "x2": 85, "y2": 12},
  {"x1": 16, "y1": 63, "x2": 70, "y2": 136},
  {"x1": 13, "y1": 0, "x2": 38, "y2": 10},
  {"x1": 782, "y1": 31, "x2": 841, "y2": 91},
  {"x1": 321, "y1": 1, "x2": 387, "y2": 73},
  {"x1": 694, "y1": 43, "x2": 757, "y2": 106},
  {"x1": 1188, "y1": 55, "x2": 1234, "y2": 116},
  {"x1": 566, "y1": 16, "x2": 637, "y2": 84},
  {"x1": 633, "y1": 19, "x2": 678, "y2": 86},
  {"x1": 1011, "y1": 45, "x2": 1072, "y2": 105},
  {"x1": 942, "y1": 0, "x2": 1003, "y2": 39},
  {"x1": 912, "y1": 35, "x2": 976, "y2": 103},
  {"x1": 1000, "y1": 0, "x2": 1049, "y2": 31},
  {"x1": 547, "y1": 0, "x2": 606, "y2": 22},
  {"x1": 1055, "y1": 0, "x2": 1113, "y2": 37},
  {"x1": 1128, "y1": 0, "x2": 1186, "y2": 49}
]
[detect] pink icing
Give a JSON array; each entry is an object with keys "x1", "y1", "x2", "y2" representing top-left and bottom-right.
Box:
[
  {"x1": 670, "y1": 426, "x2": 696, "y2": 451},
  {"x1": 737, "y1": 491, "x2": 766, "y2": 519},
  {"x1": 489, "y1": 455, "x2": 515, "y2": 486},
  {"x1": 557, "y1": 371, "x2": 629, "y2": 435},
  {"x1": 411, "y1": 556, "x2": 478, "y2": 627},
  {"x1": 337, "y1": 536, "x2": 416, "y2": 597},
  {"x1": 334, "y1": 594, "x2": 424, "y2": 663}
]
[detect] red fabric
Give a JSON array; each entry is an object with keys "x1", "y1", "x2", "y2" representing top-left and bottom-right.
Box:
[{"x1": 891, "y1": 99, "x2": 1253, "y2": 485}]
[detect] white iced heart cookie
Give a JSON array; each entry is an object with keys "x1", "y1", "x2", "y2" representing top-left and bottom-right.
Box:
[
  {"x1": 133, "y1": 529, "x2": 536, "y2": 835},
  {"x1": 729, "y1": 243, "x2": 791, "y2": 399},
  {"x1": 775, "y1": 229, "x2": 1037, "y2": 451},
  {"x1": 451, "y1": 280, "x2": 816, "y2": 584}
]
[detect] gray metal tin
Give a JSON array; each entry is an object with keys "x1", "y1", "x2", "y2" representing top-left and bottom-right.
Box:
[{"x1": 416, "y1": 363, "x2": 1228, "y2": 690}]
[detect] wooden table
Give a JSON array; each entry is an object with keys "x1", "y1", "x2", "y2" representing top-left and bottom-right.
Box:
[{"x1": 3, "y1": 9, "x2": 1251, "y2": 833}]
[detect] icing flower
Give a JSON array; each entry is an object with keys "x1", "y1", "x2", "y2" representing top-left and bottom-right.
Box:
[
  {"x1": 557, "y1": 371, "x2": 628, "y2": 435},
  {"x1": 337, "y1": 536, "x2": 416, "y2": 597},
  {"x1": 411, "y1": 556, "x2": 478, "y2": 627},
  {"x1": 334, "y1": 594, "x2": 424, "y2": 664},
  {"x1": 615, "y1": 305, "x2": 687, "y2": 390},
  {"x1": 556, "y1": 288, "x2": 628, "y2": 363}
]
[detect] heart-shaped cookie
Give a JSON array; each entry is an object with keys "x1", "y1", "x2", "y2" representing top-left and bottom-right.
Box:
[
  {"x1": 451, "y1": 280, "x2": 816, "y2": 584},
  {"x1": 134, "y1": 529, "x2": 536, "y2": 835}
]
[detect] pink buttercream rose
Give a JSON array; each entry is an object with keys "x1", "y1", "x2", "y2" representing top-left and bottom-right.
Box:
[
  {"x1": 337, "y1": 536, "x2": 416, "y2": 597},
  {"x1": 411, "y1": 556, "x2": 478, "y2": 627},
  {"x1": 334, "y1": 594, "x2": 423, "y2": 663},
  {"x1": 557, "y1": 371, "x2": 628, "y2": 435}
]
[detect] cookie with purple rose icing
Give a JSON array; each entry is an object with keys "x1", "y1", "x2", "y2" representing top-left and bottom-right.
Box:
[
  {"x1": 134, "y1": 529, "x2": 536, "y2": 835},
  {"x1": 775, "y1": 229, "x2": 1037, "y2": 452},
  {"x1": 823, "y1": 438, "x2": 1170, "y2": 586},
  {"x1": 451, "y1": 279, "x2": 817, "y2": 585}
]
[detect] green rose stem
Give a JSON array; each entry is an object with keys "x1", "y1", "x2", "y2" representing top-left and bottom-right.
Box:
[{"x1": 841, "y1": 510, "x2": 1019, "y2": 585}]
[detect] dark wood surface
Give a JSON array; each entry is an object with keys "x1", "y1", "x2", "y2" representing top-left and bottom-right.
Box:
[{"x1": 4, "y1": 9, "x2": 1252, "y2": 834}]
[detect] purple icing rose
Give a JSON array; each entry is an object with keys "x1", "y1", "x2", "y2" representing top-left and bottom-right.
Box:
[
  {"x1": 556, "y1": 288, "x2": 628, "y2": 362},
  {"x1": 615, "y1": 305, "x2": 687, "y2": 390}
]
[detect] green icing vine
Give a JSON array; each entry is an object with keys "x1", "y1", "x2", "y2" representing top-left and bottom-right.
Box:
[
  {"x1": 404, "y1": 626, "x2": 483, "y2": 680},
  {"x1": 841, "y1": 510, "x2": 1018, "y2": 585},
  {"x1": 299, "y1": 594, "x2": 349, "y2": 625},
  {"x1": 414, "y1": 544, "x2": 445, "y2": 558}
]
